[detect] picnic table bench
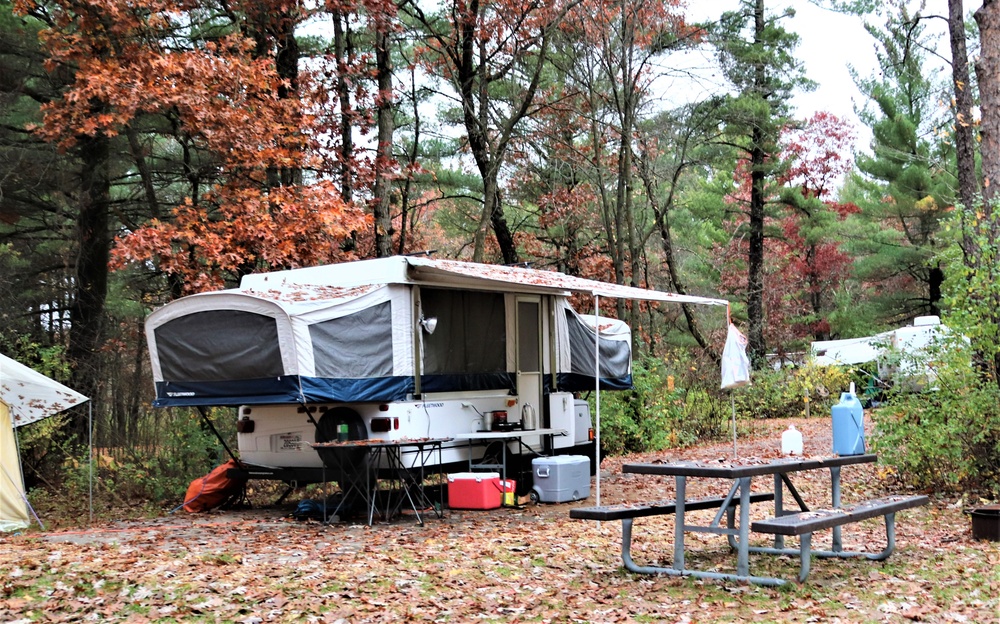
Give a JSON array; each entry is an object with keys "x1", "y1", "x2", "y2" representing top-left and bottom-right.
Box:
[
  {"x1": 570, "y1": 492, "x2": 776, "y2": 582},
  {"x1": 751, "y1": 494, "x2": 928, "y2": 582},
  {"x1": 570, "y1": 492, "x2": 775, "y2": 521}
]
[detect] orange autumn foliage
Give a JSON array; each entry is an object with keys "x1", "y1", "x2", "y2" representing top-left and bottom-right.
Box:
[{"x1": 15, "y1": 0, "x2": 368, "y2": 294}]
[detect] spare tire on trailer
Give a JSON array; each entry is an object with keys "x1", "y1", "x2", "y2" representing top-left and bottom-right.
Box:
[{"x1": 314, "y1": 407, "x2": 370, "y2": 482}]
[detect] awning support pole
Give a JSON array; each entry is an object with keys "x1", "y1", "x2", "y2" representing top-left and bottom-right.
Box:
[
  {"x1": 594, "y1": 293, "x2": 601, "y2": 507},
  {"x1": 196, "y1": 406, "x2": 240, "y2": 465},
  {"x1": 89, "y1": 401, "x2": 93, "y2": 527}
]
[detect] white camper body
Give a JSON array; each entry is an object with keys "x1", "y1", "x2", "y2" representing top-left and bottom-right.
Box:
[
  {"x1": 145, "y1": 257, "x2": 728, "y2": 483},
  {"x1": 234, "y1": 392, "x2": 594, "y2": 474},
  {"x1": 811, "y1": 315, "x2": 959, "y2": 391}
]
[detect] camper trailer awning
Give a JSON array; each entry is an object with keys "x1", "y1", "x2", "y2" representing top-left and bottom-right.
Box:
[
  {"x1": 240, "y1": 256, "x2": 730, "y2": 306},
  {"x1": 402, "y1": 258, "x2": 730, "y2": 306}
]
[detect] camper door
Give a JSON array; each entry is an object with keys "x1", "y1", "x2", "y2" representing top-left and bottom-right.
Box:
[{"x1": 516, "y1": 296, "x2": 544, "y2": 425}]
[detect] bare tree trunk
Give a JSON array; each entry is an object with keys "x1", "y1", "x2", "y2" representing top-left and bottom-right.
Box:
[
  {"x1": 658, "y1": 208, "x2": 718, "y2": 360},
  {"x1": 489, "y1": 187, "x2": 517, "y2": 264},
  {"x1": 951, "y1": 0, "x2": 978, "y2": 265},
  {"x1": 397, "y1": 63, "x2": 423, "y2": 255},
  {"x1": 977, "y1": 1, "x2": 1000, "y2": 211},
  {"x1": 464, "y1": 25, "x2": 517, "y2": 264},
  {"x1": 636, "y1": 124, "x2": 720, "y2": 361},
  {"x1": 615, "y1": 104, "x2": 633, "y2": 320},
  {"x1": 746, "y1": 0, "x2": 768, "y2": 366},
  {"x1": 373, "y1": 28, "x2": 395, "y2": 258},
  {"x1": 69, "y1": 133, "x2": 110, "y2": 438},
  {"x1": 275, "y1": 12, "x2": 302, "y2": 187},
  {"x1": 974, "y1": 0, "x2": 1000, "y2": 382},
  {"x1": 333, "y1": 10, "x2": 354, "y2": 203}
]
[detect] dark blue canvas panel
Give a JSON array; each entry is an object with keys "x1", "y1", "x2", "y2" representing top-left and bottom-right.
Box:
[
  {"x1": 154, "y1": 372, "x2": 522, "y2": 407},
  {"x1": 153, "y1": 377, "x2": 305, "y2": 407},
  {"x1": 298, "y1": 376, "x2": 413, "y2": 403},
  {"x1": 555, "y1": 372, "x2": 633, "y2": 392},
  {"x1": 153, "y1": 376, "x2": 416, "y2": 407},
  {"x1": 419, "y1": 372, "x2": 516, "y2": 394}
]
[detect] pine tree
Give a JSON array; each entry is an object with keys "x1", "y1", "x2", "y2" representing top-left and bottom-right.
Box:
[
  {"x1": 712, "y1": 0, "x2": 811, "y2": 366},
  {"x1": 848, "y1": 11, "x2": 954, "y2": 319}
]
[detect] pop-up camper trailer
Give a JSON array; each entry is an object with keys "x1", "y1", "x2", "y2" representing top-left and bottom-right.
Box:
[
  {"x1": 145, "y1": 257, "x2": 727, "y2": 486},
  {"x1": 811, "y1": 315, "x2": 956, "y2": 394}
]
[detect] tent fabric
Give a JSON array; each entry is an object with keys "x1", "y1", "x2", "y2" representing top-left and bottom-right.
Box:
[
  {"x1": 147, "y1": 283, "x2": 414, "y2": 406},
  {"x1": 421, "y1": 288, "x2": 507, "y2": 375},
  {"x1": 0, "y1": 353, "x2": 89, "y2": 427},
  {"x1": 558, "y1": 306, "x2": 633, "y2": 391},
  {"x1": 0, "y1": 354, "x2": 89, "y2": 532},
  {"x1": 0, "y1": 401, "x2": 28, "y2": 532}
]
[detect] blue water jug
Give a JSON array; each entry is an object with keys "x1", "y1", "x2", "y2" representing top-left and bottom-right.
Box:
[{"x1": 831, "y1": 383, "x2": 865, "y2": 455}]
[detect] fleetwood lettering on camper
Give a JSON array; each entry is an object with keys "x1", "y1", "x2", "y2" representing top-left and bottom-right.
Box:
[{"x1": 144, "y1": 257, "x2": 728, "y2": 485}]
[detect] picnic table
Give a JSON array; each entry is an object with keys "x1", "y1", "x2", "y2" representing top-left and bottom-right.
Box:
[{"x1": 571, "y1": 454, "x2": 927, "y2": 585}]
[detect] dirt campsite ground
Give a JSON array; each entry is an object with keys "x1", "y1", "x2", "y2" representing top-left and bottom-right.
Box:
[{"x1": 2, "y1": 417, "x2": 998, "y2": 623}]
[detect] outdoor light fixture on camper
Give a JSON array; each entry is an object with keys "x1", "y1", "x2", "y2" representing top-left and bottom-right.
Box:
[{"x1": 419, "y1": 316, "x2": 438, "y2": 335}]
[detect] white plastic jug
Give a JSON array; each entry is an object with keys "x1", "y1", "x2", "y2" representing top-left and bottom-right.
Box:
[{"x1": 781, "y1": 424, "x2": 803, "y2": 456}]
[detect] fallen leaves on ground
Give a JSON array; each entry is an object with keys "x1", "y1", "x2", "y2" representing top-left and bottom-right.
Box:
[{"x1": 2, "y1": 417, "x2": 998, "y2": 623}]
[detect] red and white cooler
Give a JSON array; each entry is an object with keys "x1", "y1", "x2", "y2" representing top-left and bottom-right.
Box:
[{"x1": 447, "y1": 472, "x2": 501, "y2": 509}]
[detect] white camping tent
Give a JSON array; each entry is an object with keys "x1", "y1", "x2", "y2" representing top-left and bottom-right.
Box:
[{"x1": 1, "y1": 354, "x2": 89, "y2": 532}]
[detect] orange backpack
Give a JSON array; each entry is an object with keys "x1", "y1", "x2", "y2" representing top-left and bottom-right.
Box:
[{"x1": 182, "y1": 459, "x2": 248, "y2": 513}]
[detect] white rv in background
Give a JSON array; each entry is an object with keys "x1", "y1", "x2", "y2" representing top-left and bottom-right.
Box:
[
  {"x1": 144, "y1": 256, "x2": 727, "y2": 488},
  {"x1": 812, "y1": 315, "x2": 959, "y2": 393}
]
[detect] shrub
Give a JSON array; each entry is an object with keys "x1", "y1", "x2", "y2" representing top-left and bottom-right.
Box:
[
  {"x1": 594, "y1": 355, "x2": 732, "y2": 455},
  {"x1": 732, "y1": 362, "x2": 851, "y2": 420},
  {"x1": 594, "y1": 357, "x2": 682, "y2": 456},
  {"x1": 28, "y1": 407, "x2": 239, "y2": 524},
  {"x1": 871, "y1": 331, "x2": 1000, "y2": 496},
  {"x1": 869, "y1": 208, "x2": 1000, "y2": 497}
]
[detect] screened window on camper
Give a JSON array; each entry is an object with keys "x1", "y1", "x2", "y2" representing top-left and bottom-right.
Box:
[
  {"x1": 155, "y1": 310, "x2": 283, "y2": 381},
  {"x1": 421, "y1": 289, "x2": 506, "y2": 374},
  {"x1": 309, "y1": 301, "x2": 394, "y2": 378}
]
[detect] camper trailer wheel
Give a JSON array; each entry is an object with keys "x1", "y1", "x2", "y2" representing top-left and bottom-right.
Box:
[
  {"x1": 314, "y1": 407, "x2": 370, "y2": 479},
  {"x1": 315, "y1": 407, "x2": 367, "y2": 443}
]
